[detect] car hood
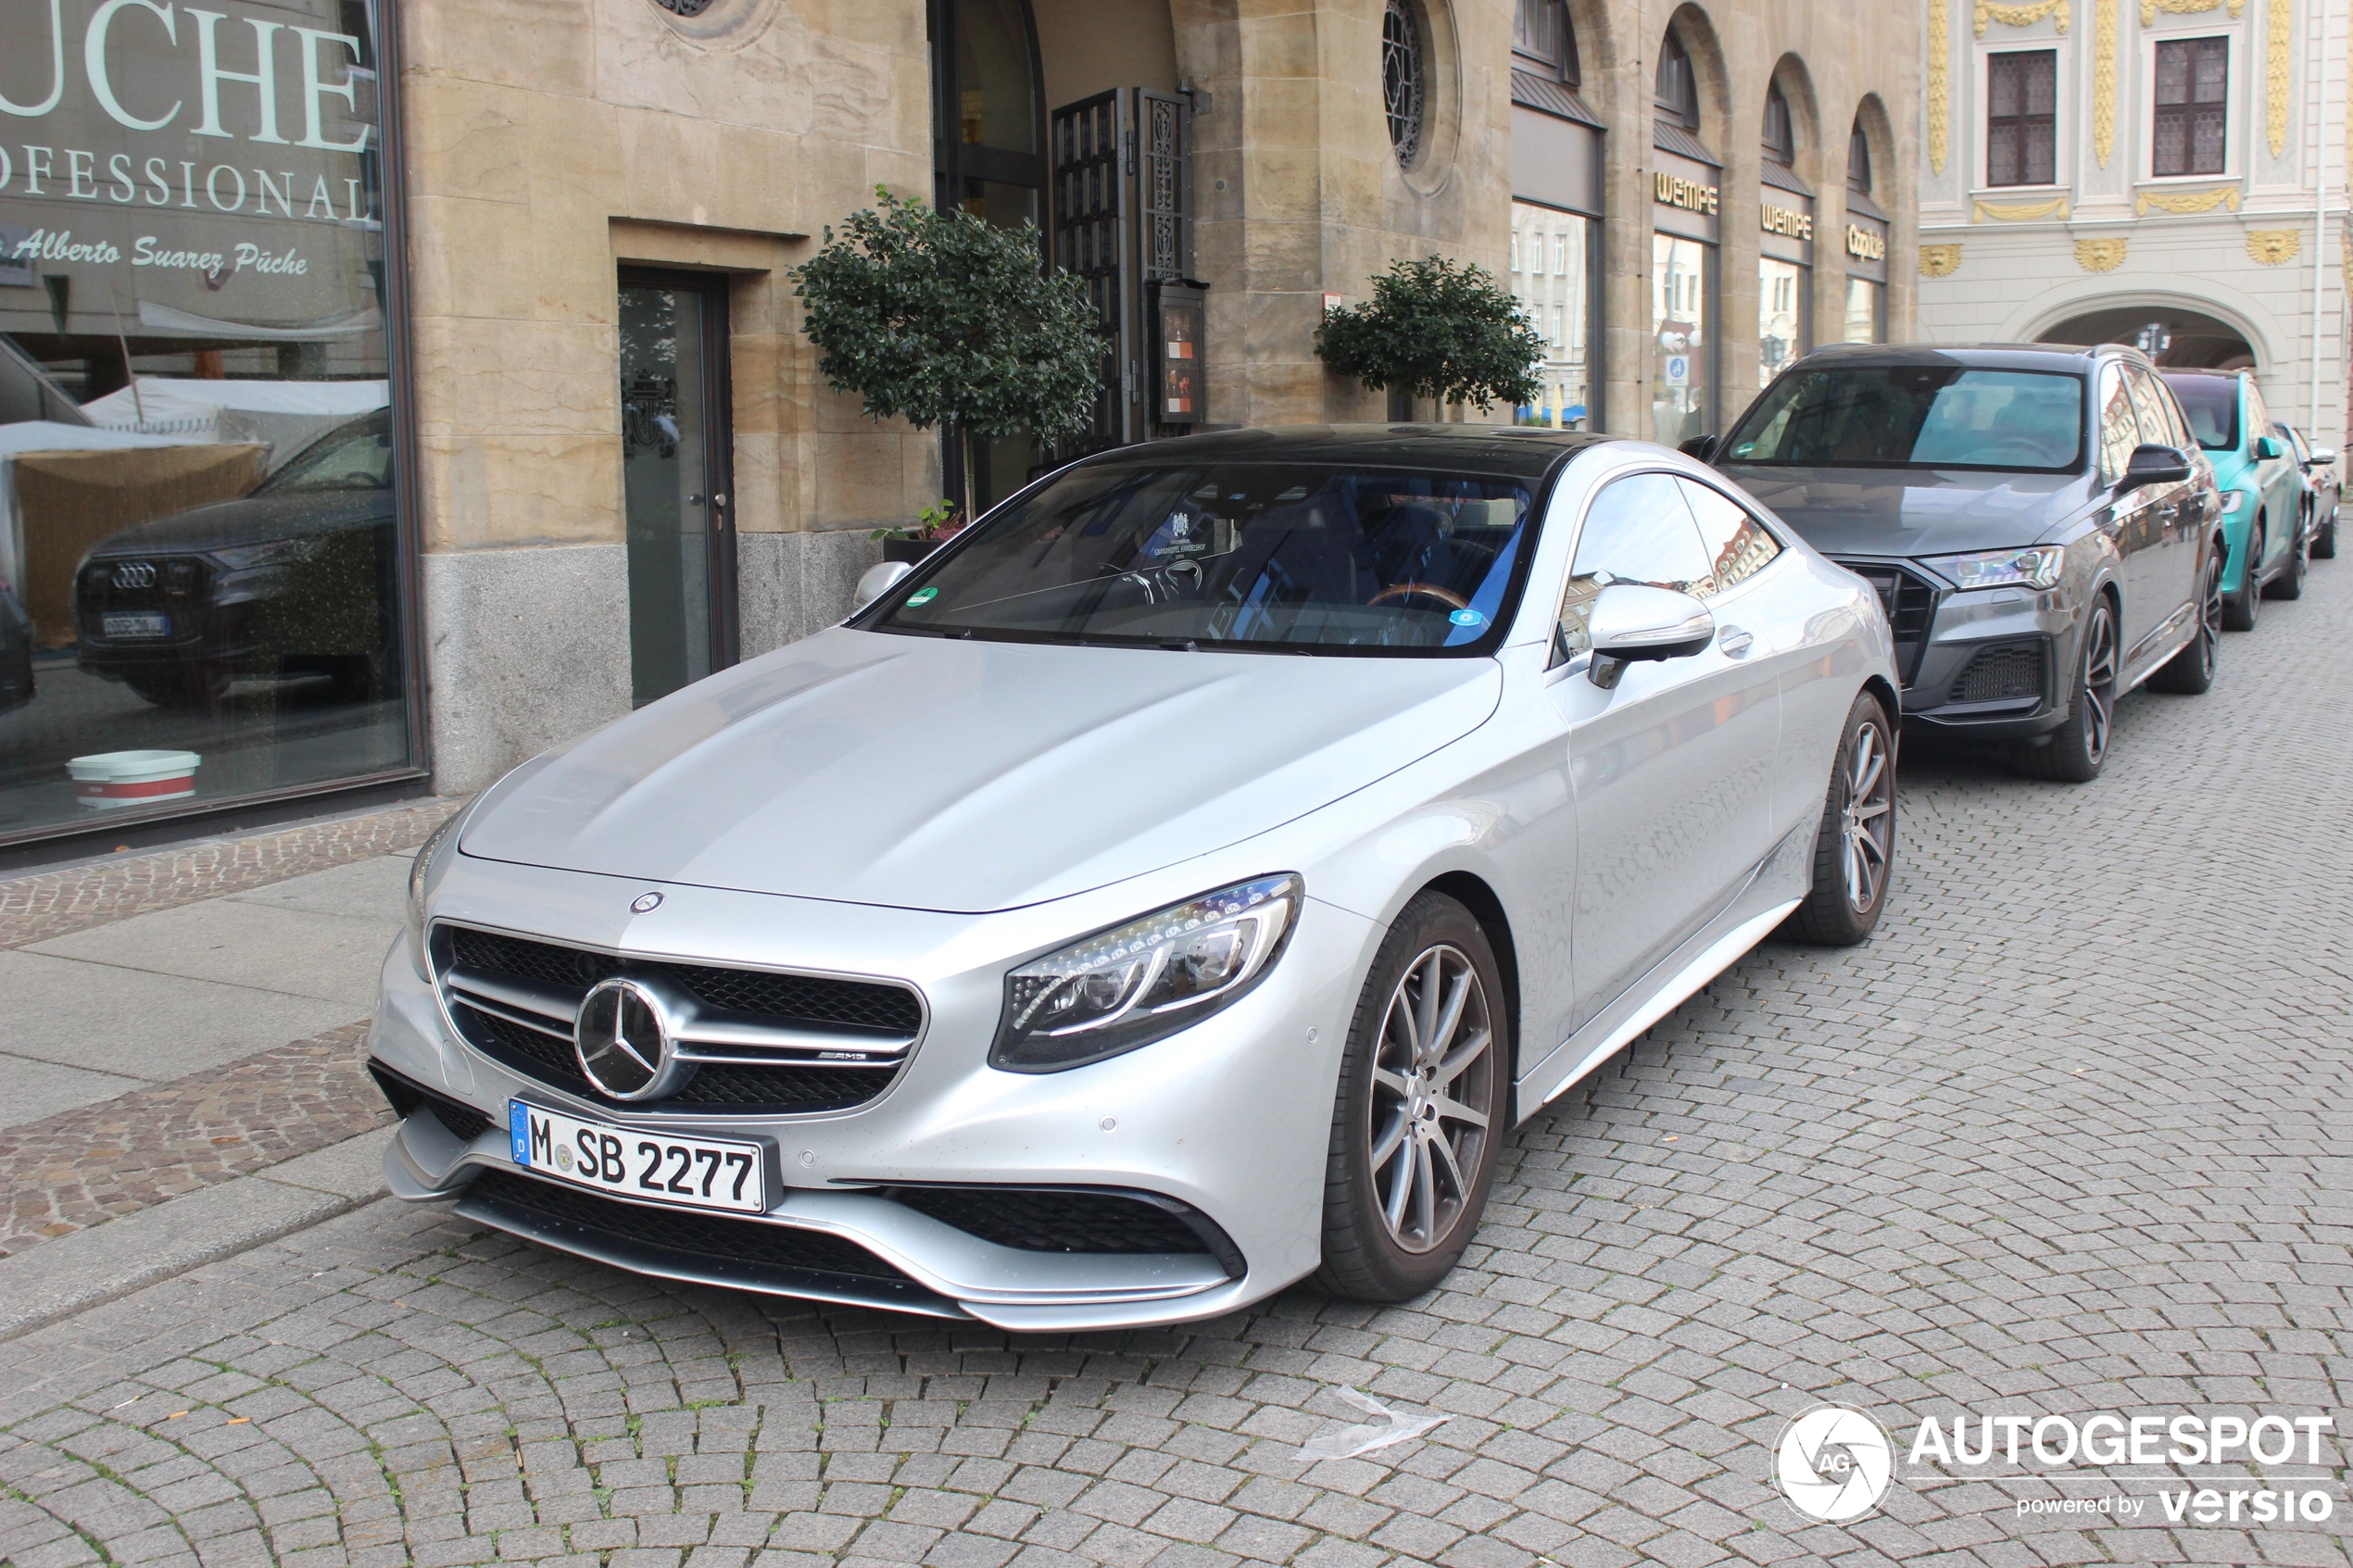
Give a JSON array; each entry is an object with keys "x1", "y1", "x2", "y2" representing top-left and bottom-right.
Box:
[
  {"x1": 1720, "y1": 465, "x2": 2095, "y2": 556},
  {"x1": 83, "y1": 490, "x2": 391, "y2": 556},
  {"x1": 460, "y1": 628, "x2": 1505, "y2": 914}
]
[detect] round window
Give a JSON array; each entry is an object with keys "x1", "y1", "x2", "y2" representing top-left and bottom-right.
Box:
[
  {"x1": 1382, "y1": 0, "x2": 1427, "y2": 166},
  {"x1": 652, "y1": 0, "x2": 717, "y2": 13}
]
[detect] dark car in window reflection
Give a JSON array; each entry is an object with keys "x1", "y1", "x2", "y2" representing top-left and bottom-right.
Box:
[{"x1": 72, "y1": 408, "x2": 398, "y2": 708}]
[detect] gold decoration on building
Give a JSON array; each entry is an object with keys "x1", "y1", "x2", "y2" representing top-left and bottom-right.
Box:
[
  {"x1": 2139, "y1": 0, "x2": 2244, "y2": 23},
  {"x1": 2074, "y1": 238, "x2": 2128, "y2": 271},
  {"x1": 2135, "y1": 185, "x2": 2243, "y2": 213},
  {"x1": 1976, "y1": 0, "x2": 2070, "y2": 35},
  {"x1": 2267, "y1": 0, "x2": 2289, "y2": 156},
  {"x1": 2094, "y1": 0, "x2": 2118, "y2": 165},
  {"x1": 1920, "y1": 243, "x2": 1964, "y2": 277},
  {"x1": 1929, "y1": 0, "x2": 1951, "y2": 173},
  {"x1": 1973, "y1": 195, "x2": 2072, "y2": 220},
  {"x1": 2245, "y1": 229, "x2": 2301, "y2": 264}
]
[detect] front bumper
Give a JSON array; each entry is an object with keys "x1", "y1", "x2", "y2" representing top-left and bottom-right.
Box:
[
  {"x1": 1836, "y1": 558, "x2": 2079, "y2": 741},
  {"x1": 368, "y1": 857, "x2": 1371, "y2": 1331}
]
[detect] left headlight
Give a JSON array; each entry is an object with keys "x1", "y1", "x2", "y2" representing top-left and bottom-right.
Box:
[
  {"x1": 1926, "y1": 545, "x2": 2066, "y2": 592},
  {"x1": 992, "y1": 874, "x2": 1304, "y2": 1073},
  {"x1": 405, "y1": 810, "x2": 461, "y2": 974}
]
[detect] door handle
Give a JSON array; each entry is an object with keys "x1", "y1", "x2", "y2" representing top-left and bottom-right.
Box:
[{"x1": 1718, "y1": 626, "x2": 1754, "y2": 657}]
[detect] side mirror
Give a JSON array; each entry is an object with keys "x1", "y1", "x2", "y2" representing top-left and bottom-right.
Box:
[
  {"x1": 1585, "y1": 583, "x2": 1716, "y2": 689},
  {"x1": 2253, "y1": 435, "x2": 2285, "y2": 460},
  {"x1": 2309, "y1": 446, "x2": 2337, "y2": 466},
  {"x1": 2117, "y1": 442, "x2": 2193, "y2": 492},
  {"x1": 852, "y1": 560, "x2": 912, "y2": 611},
  {"x1": 1678, "y1": 433, "x2": 1720, "y2": 463}
]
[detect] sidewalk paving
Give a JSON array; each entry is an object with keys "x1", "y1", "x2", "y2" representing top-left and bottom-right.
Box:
[{"x1": 0, "y1": 799, "x2": 456, "y2": 1336}]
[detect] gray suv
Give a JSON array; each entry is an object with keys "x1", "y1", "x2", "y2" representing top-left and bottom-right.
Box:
[{"x1": 1692, "y1": 343, "x2": 2226, "y2": 783}]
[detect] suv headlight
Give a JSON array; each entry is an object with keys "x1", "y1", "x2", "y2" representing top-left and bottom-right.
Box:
[
  {"x1": 405, "y1": 811, "x2": 461, "y2": 973},
  {"x1": 1927, "y1": 545, "x2": 2066, "y2": 592},
  {"x1": 992, "y1": 874, "x2": 1303, "y2": 1073}
]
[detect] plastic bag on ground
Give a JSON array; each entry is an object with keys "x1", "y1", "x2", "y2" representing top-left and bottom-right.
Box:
[{"x1": 1296, "y1": 1385, "x2": 1451, "y2": 1462}]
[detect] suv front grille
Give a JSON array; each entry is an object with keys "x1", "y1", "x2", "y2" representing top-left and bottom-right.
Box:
[
  {"x1": 433, "y1": 924, "x2": 922, "y2": 1115},
  {"x1": 1839, "y1": 561, "x2": 1940, "y2": 685}
]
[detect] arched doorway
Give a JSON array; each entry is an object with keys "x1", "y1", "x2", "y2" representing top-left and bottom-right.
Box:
[{"x1": 2037, "y1": 306, "x2": 2255, "y2": 370}]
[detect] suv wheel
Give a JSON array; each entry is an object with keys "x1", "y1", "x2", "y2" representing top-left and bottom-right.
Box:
[
  {"x1": 2016, "y1": 595, "x2": 2117, "y2": 784},
  {"x1": 1316, "y1": 893, "x2": 1506, "y2": 1302},
  {"x1": 2148, "y1": 549, "x2": 2221, "y2": 696},
  {"x1": 2222, "y1": 521, "x2": 2264, "y2": 631},
  {"x1": 2265, "y1": 513, "x2": 2309, "y2": 599}
]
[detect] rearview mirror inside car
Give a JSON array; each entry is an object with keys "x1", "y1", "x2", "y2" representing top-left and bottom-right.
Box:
[
  {"x1": 2118, "y1": 443, "x2": 2193, "y2": 492},
  {"x1": 853, "y1": 560, "x2": 913, "y2": 611},
  {"x1": 1586, "y1": 583, "x2": 1716, "y2": 689}
]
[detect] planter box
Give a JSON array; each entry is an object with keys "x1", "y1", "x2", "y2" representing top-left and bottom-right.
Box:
[{"x1": 881, "y1": 536, "x2": 940, "y2": 565}]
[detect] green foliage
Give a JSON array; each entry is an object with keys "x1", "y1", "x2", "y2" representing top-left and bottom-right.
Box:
[
  {"x1": 1315, "y1": 256, "x2": 1544, "y2": 413},
  {"x1": 792, "y1": 188, "x2": 1102, "y2": 443}
]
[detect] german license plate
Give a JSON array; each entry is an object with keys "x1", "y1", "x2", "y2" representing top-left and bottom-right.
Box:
[
  {"x1": 103, "y1": 612, "x2": 169, "y2": 638},
  {"x1": 507, "y1": 1100, "x2": 769, "y2": 1215}
]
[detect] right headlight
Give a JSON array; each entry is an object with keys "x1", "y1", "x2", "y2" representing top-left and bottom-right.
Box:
[
  {"x1": 405, "y1": 809, "x2": 462, "y2": 975},
  {"x1": 991, "y1": 874, "x2": 1303, "y2": 1073}
]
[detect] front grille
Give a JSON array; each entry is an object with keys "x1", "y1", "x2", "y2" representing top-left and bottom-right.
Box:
[
  {"x1": 447, "y1": 927, "x2": 922, "y2": 1035},
  {"x1": 882, "y1": 1185, "x2": 1244, "y2": 1274},
  {"x1": 1947, "y1": 642, "x2": 2045, "y2": 706},
  {"x1": 80, "y1": 555, "x2": 208, "y2": 620},
  {"x1": 465, "y1": 1169, "x2": 918, "y2": 1285},
  {"x1": 1840, "y1": 561, "x2": 1939, "y2": 685},
  {"x1": 434, "y1": 924, "x2": 919, "y2": 1115}
]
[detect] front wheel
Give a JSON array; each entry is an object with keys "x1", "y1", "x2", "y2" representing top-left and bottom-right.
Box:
[
  {"x1": 2313, "y1": 512, "x2": 2337, "y2": 559},
  {"x1": 2016, "y1": 596, "x2": 2118, "y2": 784},
  {"x1": 2223, "y1": 521, "x2": 2265, "y2": 631},
  {"x1": 1316, "y1": 893, "x2": 1507, "y2": 1303},
  {"x1": 2265, "y1": 515, "x2": 2309, "y2": 599},
  {"x1": 2147, "y1": 550, "x2": 2221, "y2": 695},
  {"x1": 1784, "y1": 691, "x2": 1896, "y2": 946}
]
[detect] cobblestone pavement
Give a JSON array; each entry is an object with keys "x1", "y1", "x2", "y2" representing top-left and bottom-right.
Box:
[
  {"x1": 0, "y1": 1024, "x2": 386, "y2": 1259},
  {"x1": 0, "y1": 799, "x2": 459, "y2": 951},
  {"x1": 2, "y1": 573, "x2": 2348, "y2": 1568}
]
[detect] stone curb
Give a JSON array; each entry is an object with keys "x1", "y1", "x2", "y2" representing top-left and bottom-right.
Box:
[{"x1": 0, "y1": 1125, "x2": 393, "y2": 1342}]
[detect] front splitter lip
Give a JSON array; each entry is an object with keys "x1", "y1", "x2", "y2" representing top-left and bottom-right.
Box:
[{"x1": 387, "y1": 1114, "x2": 1249, "y2": 1329}]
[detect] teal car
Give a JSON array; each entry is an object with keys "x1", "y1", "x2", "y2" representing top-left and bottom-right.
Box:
[{"x1": 2160, "y1": 370, "x2": 2307, "y2": 628}]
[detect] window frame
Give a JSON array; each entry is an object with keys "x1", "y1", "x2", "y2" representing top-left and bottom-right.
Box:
[
  {"x1": 1655, "y1": 28, "x2": 1700, "y2": 132},
  {"x1": 1763, "y1": 79, "x2": 1796, "y2": 166},
  {"x1": 2141, "y1": 29, "x2": 2240, "y2": 182},
  {"x1": 1982, "y1": 46, "x2": 2062, "y2": 190}
]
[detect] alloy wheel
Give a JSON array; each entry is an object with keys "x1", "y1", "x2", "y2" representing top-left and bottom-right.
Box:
[
  {"x1": 1366, "y1": 943, "x2": 1495, "y2": 1255},
  {"x1": 2192, "y1": 558, "x2": 2221, "y2": 680},
  {"x1": 2079, "y1": 599, "x2": 2119, "y2": 764},
  {"x1": 1840, "y1": 719, "x2": 1894, "y2": 912}
]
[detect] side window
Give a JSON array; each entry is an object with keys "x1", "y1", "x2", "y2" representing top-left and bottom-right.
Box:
[
  {"x1": 2096, "y1": 367, "x2": 2142, "y2": 485},
  {"x1": 2147, "y1": 374, "x2": 2196, "y2": 451},
  {"x1": 1557, "y1": 472, "x2": 1714, "y2": 653},
  {"x1": 1679, "y1": 479, "x2": 1783, "y2": 596},
  {"x1": 2124, "y1": 368, "x2": 2176, "y2": 457},
  {"x1": 2243, "y1": 378, "x2": 2271, "y2": 445}
]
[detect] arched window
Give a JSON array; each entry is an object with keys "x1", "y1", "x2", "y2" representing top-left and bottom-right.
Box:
[
  {"x1": 1514, "y1": 0, "x2": 1580, "y2": 88},
  {"x1": 1762, "y1": 80, "x2": 1794, "y2": 165},
  {"x1": 1655, "y1": 29, "x2": 1698, "y2": 130},
  {"x1": 1848, "y1": 119, "x2": 1873, "y2": 193}
]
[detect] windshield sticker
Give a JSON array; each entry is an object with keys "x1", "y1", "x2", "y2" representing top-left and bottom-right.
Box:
[
  {"x1": 905, "y1": 587, "x2": 938, "y2": 606},
  {"x1": 1449, "y1": 608, "x2": 1486, "y2": 627}
]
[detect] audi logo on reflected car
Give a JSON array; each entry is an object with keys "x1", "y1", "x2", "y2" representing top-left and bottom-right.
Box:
[{"x1": 111, "y1": 561, "x2": 157, "y2": 590}]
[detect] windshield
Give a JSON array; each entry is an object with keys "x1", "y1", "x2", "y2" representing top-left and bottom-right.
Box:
[
  {"x1": 871, "y1": 459, "x2": 1540, "y2": 655},
  {"x1": 2161, "y1": 374, "x2": 2239, "y2": 452},
  {"x1": 261, "y1": 411, "x2": 395, "y2": 493},
  {"x1": 1722, "y1": 366, "x2": 2085, "y2": 471}
]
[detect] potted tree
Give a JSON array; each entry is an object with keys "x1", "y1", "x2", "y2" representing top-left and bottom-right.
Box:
[
  {"x1": 793, "y1": 188, "x2": 1103, "y2": 559},
  {"x1": 1315, "y1": 256, "x2": 1544, "y2": 423}
]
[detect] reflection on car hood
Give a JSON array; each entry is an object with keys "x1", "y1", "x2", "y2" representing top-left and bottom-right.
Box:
[
  {"x1": 82, "y1": 491, "x2": 391, "y2": 557},
  {"x1": 460, "y1": 628, "x2": 1505, "y2": 914},
  {"x1": 1720, "y1": 465, "x2": 2094, "y2": 557}
]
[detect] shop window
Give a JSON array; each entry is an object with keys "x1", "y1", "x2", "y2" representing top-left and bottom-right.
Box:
[
  {"x1": 2153, "y1": 37, "x2": 2227, "y2": 177},
  {"x1": 1655, "y1": 30, "x2": 1700, "y2": 131},
  {"x1": 1844, "y1": 277, "x2": 1887, "y2": 344},
  {"x1": 1512, "y1": 204, "x2": 1597, "y2": 430},
  {"x1": 1987, "y1": 50, "x2": 2057, "y2": 186},
  {"x1": 1760, "y1": 257, "x2": 1807, "y2": 387},
  {"x1": 1653, "y1": 232, "x2": 1715, "y2": 445},
  {"x1": 0, "y1": 0, "x2": 415, "y2": 844}
]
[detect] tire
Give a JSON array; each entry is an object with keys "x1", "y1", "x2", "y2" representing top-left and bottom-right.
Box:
[
  {"x1": 2265, "y1": 513, "x2": 2308, "y2": 599},
  {"x1": 2147, "y1": 547, "x2": 2221, "y2": 695},
  {"x1": 2223, "y1": 521, "x2": 2264, "y2": 631},
  {"x1": 1315, "y1": 892, "x2": 1508, "y2": 1302},
  {"x1": 2015, "y1": 595, "x2": 2119, "y2": 784},
  {"x1": 1783, "y1": 691, "x2": 1896, "y2": 947},
  {"x1": 2314, "y1": 513, "x2": 2337, "y2": 559}
]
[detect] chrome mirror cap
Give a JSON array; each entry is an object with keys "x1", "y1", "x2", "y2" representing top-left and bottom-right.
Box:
[{"x1": 853, "y1": 560, "x2": 914, "y2": 612}]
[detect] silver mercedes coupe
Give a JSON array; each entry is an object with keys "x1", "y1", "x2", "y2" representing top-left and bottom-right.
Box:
[{"x1": 370, "y1": 425, "x2": 1900, "y2": 1331}]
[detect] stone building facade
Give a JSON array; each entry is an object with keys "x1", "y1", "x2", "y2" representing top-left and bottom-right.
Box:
[
  {"x1": 0, "y1": 0, "x2": 1917, "y2": 847},
  {"x1": 1914, "y1": 0, "x2": 2347, "y2": 448}
]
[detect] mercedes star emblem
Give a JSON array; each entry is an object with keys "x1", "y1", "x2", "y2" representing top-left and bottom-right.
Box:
[
  {"x1": 632, "y1": 891, "x2": 663, "y2": 913},
  {"x1": 573, "y1": 977, "x2": 686, "y2": 1100}
]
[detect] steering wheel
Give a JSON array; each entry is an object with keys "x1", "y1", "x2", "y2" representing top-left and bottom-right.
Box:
[{"x1": 1369, "y1": 582, "x2": 1471, "y2": 610}]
